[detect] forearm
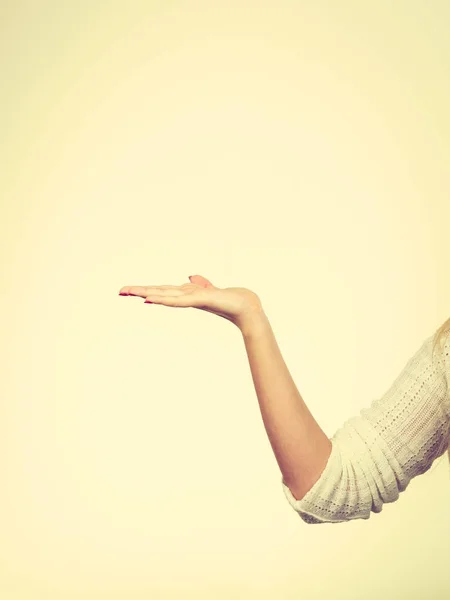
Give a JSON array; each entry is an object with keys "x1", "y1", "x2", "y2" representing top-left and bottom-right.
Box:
[{"x1": 240, "y1": 310, "x2": 332, "y2": 501}]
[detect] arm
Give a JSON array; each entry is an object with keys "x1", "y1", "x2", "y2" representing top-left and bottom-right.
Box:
[
  {"x1": 121, "y1": 276, "x2": 449, "y2": 523},
  {"x1": 239, "y1": 310, "x2": 332, "y2": 501},
  {"x1": 240, "y1": 311, "x2": 450, "y2": 524}
]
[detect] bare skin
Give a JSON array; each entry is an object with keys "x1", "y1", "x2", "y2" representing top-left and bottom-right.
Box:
[
  {"x1": 119, "y1": 274, "x2": 265, "y2": 332},
  {"x1": 118, "y1": 273, "x2": 332, "y2": 500}
]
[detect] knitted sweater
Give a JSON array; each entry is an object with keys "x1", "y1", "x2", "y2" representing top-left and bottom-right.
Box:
[{"x1": 282, "y1": 331, "x2": 450, "y2": 524}]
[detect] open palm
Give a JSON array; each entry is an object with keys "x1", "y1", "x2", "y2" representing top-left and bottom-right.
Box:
[{"x1": 119, "y1": 274, "x2": 263, "y2": 329}]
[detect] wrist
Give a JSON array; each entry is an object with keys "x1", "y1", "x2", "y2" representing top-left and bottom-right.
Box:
[{"x1": 238, "y1": 308, "x2": 271, "y2": 338}]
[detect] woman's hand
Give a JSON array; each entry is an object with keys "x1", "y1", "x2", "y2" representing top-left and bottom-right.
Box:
[{"x1": 118, "y1": 274, "x2": 265, "y2": 331}]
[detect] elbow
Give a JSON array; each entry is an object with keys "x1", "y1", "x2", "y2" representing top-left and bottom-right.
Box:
[
  {"x1": 282, "y1": 441, "x2": 333, "y2": 501},
  {"x1": 282, "y1": 474, "x2": 320, "y2": 502}
]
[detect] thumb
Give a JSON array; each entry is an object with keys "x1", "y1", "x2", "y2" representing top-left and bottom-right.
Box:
[{"x1": 188, "y1": 274, "x2": 215, "y2": 288}]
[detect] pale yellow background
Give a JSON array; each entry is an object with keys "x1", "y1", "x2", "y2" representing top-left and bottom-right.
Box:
[{"x1": 1, "y1": 1, "x2": 450, "y2": 598}]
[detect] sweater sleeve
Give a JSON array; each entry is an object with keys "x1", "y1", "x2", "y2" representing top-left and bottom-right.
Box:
[{"x1": 281, "y1": 332, "x2": 450, "y2": 524}]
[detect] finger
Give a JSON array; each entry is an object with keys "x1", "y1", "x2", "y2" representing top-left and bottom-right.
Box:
[
  {"x1": 119, "y1": 285, "x2": 180, "y2": 297},
  {"x1": 144, "y1": 286, "x2": 208, "y2": 307},
  {"x1": 119, "y1": 286, "x2": 150, "y2": 297},
  {"x1": 144, "y1": 294, "x2": 194, "y2": 307},
  {"x1": 144, "y1": 285, "x2": 182, "y2": 290},
  {"x1": 143, "y1": 288, "x2": 186, "y2": 297},
  {"x1": 189, "y1": 275, "x2": 214, "y2": 288}
]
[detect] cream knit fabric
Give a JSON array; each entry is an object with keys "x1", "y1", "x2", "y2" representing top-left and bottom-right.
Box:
[{"x1": 282, "y1": 331, "x2": 450, "y2": 524}]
